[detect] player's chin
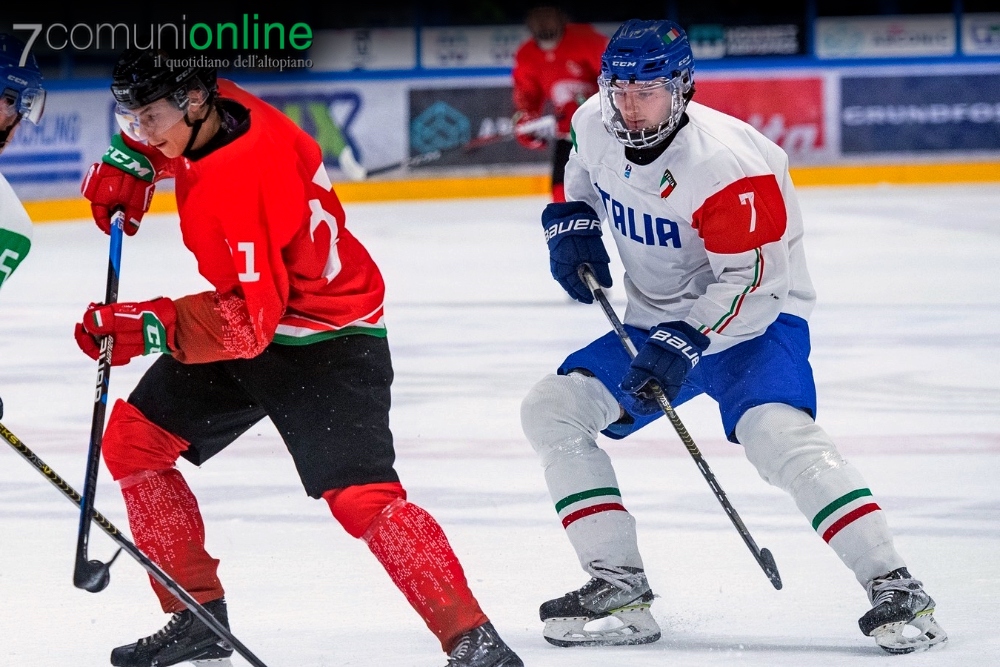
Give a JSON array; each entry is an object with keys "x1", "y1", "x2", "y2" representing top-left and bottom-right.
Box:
[{"x1": 151, "y1": 141, "x2": 178, "y2": 158}]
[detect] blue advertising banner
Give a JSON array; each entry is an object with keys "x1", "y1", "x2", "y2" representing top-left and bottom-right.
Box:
[
  {"x1": 841, "y1": 73, "x2": 1000, "y2": 153},
  {"x1": 0, "y1": 89, "x2": 110, "y2": 197},
  {"x1": 407, "y1": 86, "x2": 546, "y2": 168}
]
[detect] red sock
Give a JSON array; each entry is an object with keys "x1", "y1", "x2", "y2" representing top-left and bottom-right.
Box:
[
  {"x1": 119, "y1": 468, "x2": 224, "y2": 613},
  {"x1": 363, "y1": 499, "x2": 489, "y2": 652}
]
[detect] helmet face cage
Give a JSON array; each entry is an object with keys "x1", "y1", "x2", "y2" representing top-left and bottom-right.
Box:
[
  {"x1": 0, "y1": 33, "x2": 45, "y2": 149},
  {"x1": 18, "y1": 85, "x2": 46, "y2": 124},
  {"x1": 598, "y1": 19, "x2": 695, "y2": 149},
  {"x1": 1, "y1": 66, "x2": 46, "y2": 126},
  {"x1": 598, "y1": 73, "x2": 688, "y2": 149}
]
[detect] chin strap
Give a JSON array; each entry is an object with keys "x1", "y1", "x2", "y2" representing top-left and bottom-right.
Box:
[
  {"x1": 181, "y1": 97, "x2": 219, "y2": 157},
  {"x1": 181, "y1": 112, "x2": 207, "y2": 156}
]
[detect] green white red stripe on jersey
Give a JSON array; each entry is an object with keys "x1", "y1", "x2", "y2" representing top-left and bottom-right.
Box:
[
  {"x1": 273, "y1": 309, "x2": 385, "y2": 345},
  {"x1": 555, "y1": 487, "x2": 627, "y2": 528},
  {"x1": 709, "y1": 247, "x2": 764, "y2": 333},
  {"x1": 812, "y1": 488, "x2": 881, "y2": 543}
]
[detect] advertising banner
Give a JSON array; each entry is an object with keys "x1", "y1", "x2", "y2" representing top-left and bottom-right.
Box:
[
  {"x1": 420, "y1": 26, "x2": 528, "y2": 69},
  {"x1": 0, "y1": 89, "x2": 111, "y2": 200},
  {"x1": 0, "y1": 78, "x2": 413, "y2": 201},
  {"x1": 252, "y1": 79, "x2": 408, "y2": 172},
  {"x1": 407, "y1": 85, "x2": 547, "y2": 168},
  {"x1": 307, "y1": 29, "x2": 417, "y2": 71},
  {"x1": 690, "y1": 24, "x2": 801, "y2": 59},
  {"x1": 816, "y1": 15, "x2": 956, "y2": 59},
  {"x1": 841, "y1": 73, "x2": 1000, "y2": 153},
  {"x1": 962, "y1": 13, "x2": 1000, "y2": 55},
  {"x1": 695, "y1": 77, "x2": 827, "y2": 161}
]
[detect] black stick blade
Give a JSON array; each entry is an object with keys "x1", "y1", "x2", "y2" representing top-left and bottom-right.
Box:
[
  {"x1": 760, "y1": 548, "x2": 782, "y2": 590},
  {"x1": 73, "y1": 558, "x2": 111, "y2": 593}
]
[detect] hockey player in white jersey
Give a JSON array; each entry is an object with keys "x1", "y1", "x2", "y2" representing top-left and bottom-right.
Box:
[
  {"x1": 0, "y1": 33, "x2": 46, "y2": 420},
  {"x1": 521, "y1": 19, "x2": 947, "y2": 655}
]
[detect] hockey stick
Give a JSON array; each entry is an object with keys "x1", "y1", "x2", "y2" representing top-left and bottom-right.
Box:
[
  {"x1": 0, "y1": 422, "x2": 272, "y2": 667},
  {"x1": 74, "y1": 209, "x2": 124, "y2": 593},
  {"x1": 578, "y1": 265, "x2": 783, "y2": 590},
  {"x1": 366, "y1": 114, "x2": 556, "y2": 177}
]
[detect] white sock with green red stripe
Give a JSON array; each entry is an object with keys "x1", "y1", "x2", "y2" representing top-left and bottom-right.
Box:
[
  {"x1": 546, "y1": 452, "x2": 645, "y2": 572},
  {"x1": 736, "y1": 403, "x2": 905, "y2": 587},
  {"x1": 522, "y1": 372, "x2": 645, "y2": 572}
]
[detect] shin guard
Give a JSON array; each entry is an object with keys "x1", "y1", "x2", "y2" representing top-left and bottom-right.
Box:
[
  {"x1": 120, "y1": 468, "x2": 224, "y2": 612},
  {"x1": 363, "y1": 499, "x2": 488, "y2": 652},
  {"x1": 522, "y1": 373, "x2": 644, "y2": 574},
  {"x1": 737, "y1": 403, "x2": 905, "y2": 585}
]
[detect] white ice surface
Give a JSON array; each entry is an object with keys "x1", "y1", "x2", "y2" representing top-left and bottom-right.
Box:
[{"x1": 0, "y1": 184, "x2": 998, "y2": 666}]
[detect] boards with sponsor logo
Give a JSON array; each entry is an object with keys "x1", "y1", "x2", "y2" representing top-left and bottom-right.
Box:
[{"x1": 2, "y1": 64, "x2": 999, "y2": 202}]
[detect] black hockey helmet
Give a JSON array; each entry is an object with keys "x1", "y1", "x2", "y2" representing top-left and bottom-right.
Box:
[{"x1": 111, "y1": 48, "x2": 217, "y2": 110}]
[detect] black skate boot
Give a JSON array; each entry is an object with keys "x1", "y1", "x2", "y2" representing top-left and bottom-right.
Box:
[
  {"x1": 445, "y1": 622, "x2": 523, "y2": 667},
  {"x1": 110, "y1": 597, "x2": 234, "y2": 667},
  {"x1": 539, "y1": 565, "x2": 660, "y2": 647},
  {"x1": 859, "y1": 567, "x2": 947, "y2": 654}
]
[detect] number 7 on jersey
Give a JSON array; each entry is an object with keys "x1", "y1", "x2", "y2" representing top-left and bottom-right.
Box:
[{"x1": 739, "y1": 191, "x2": 757, "y2": 233}]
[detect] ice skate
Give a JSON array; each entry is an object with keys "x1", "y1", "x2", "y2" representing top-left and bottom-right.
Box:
[
  {"x1": 859, "y1": 568, "x2": 947, "y2": 654},
  {"x1": 445, "y1": 621, "x2": 524, "y2": 667},
  {"x1": 540, "y1": 565, "x2": 660, "y2": 647},
  {"x1": 110, "y1": 598, "x2": 234, "y2": 667}
]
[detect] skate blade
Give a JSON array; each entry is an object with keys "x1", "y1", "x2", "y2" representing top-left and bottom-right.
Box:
[
  {"x1": 872, "y1": 612, "x2": 948, "y2": 654},
  {"x1": 191, "y1": 659, "x2": 233, "y2": 666},
  {"x1": 543, "y1": 606, "x2": 661, "y2": 647}
]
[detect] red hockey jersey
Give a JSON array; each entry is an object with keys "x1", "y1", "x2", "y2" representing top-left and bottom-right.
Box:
[
  {"x1": 512, "y1": 24, "x2": 608, "y2": 136},
  {"x1": 133, "y1": 79, "x2": 385, "y2": 364}
]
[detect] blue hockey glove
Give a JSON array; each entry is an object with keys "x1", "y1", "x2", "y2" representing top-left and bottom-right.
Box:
[
  {"x1": 542, "y1": 201, "x2": 612, "y2": 303},
  {"x1": 620, "y1": 321, "x2": 710, "y2": 415}
]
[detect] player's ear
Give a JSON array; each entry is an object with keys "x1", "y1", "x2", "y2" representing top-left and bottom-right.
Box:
[
  {"x1": 187, "y1": 88, "x2": 207, "y2": 110},
  {"x1": 184, "y1": 83, "x2": 212, "y2": 117}
]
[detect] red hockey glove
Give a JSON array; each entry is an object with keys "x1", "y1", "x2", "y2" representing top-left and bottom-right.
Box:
[
  {"x1": 81, "y1": 135, "x2": 156, "y2": 236},
  {"x1": 74, "y1": 298, "x2": 177, "y2": 366},
  {"x1": 513, "y1": 110, "x2": 548, "y2": 150}
]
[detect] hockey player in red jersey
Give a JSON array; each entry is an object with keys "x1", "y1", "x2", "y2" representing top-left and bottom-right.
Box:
[
  {"x1": 76, "y1": 49, "x2": 523, "y2": 667},
  {"x1": 511, "y1": 6, "x2": 607, "y2": 202}
]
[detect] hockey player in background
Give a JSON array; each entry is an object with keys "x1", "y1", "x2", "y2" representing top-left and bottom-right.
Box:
[
  {"x1": 511, "y1": 5, "x2": 607, "y2": 202},
  {"x1": 521, "y1": 20, "x2": 947, "y2": 655},
  {"x1": 75, "y1": 49, "x2": 523, "y2": 667},
  {"x1": 0, "y1": 33, "x2": 46, "y2": 421}
]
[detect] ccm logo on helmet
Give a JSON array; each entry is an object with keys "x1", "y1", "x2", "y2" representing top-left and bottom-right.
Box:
[
  {"x1": 612, "y1": 60, "x2": 637, "y2": 67},
  {"x1": 650, "y1": 329, "x2": 701, "y2": 367}
]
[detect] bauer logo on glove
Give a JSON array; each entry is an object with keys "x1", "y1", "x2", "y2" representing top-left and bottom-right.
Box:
[
  {"x1": 544, "y1": 216, "x2": 603, "y2": 241},
  {"x1": 648, "y1": 327, "x2": 702, "y2": 368},
  {"x1": 541, "y1": 201, "x2": 612, "y2": 304},
  {"x1": 620, "y1": 321, "x2": 710, "y2": 412}
]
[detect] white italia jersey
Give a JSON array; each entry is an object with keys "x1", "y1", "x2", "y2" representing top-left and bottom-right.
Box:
[
  {"x1": 565, "y1": 97, "x2": 816, "y2": 354},
  {"x1": 0, "y1": 172, "x2": 32, "y2": 292}
]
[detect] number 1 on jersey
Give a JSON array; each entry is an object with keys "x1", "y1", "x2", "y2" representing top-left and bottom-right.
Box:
[
  {"x1": 739, "y1": 191, "x2": 757, "y2": 232},
  {"x1": 237, "y1": 242, "x2": 260, "y2": 282}
]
